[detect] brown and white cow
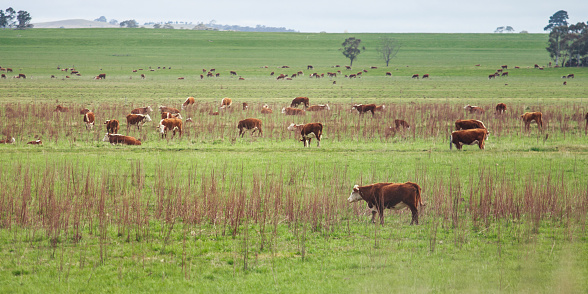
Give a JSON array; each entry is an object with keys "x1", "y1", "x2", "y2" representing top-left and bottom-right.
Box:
[
  {"x1": 411, "y1": 74, "x2": 419, "y2": 79},
  {"x1": 220, "y1": 97, "x2": 232, "y2": 109},
  {"x1": 347, "y1": 182, "x2": 423, "y2": 225},
  {"x1": 80, "y1": 108, "x2": 91, "y2": 115},
  {"x1": 282, "y1": 107, "x2": 306, "y2": 116},
  {"x1": 290, "y1": 97, "x2": 310, "y2": 108},
  {"x1": 237, "y1": 118, "x2": 263, "y2": 137},
  {"x1": 126, "y1": 114, "x2": 152, "y2": 131},
  {"x1": 104, "y1": 119, "x2": 120, "y2": 134},
  {"x1": 450, "y1": 128, "x2": 489, "y2": 150},
  {"x1": 161, "y1": 112, "x2": 182, "y2": 120},
  {"x1": 157, "y1": 118, "x2": 183, "y2": 139},
  {"x1": 521, "y1": 112, "x2": 543, "y2": 131},
  {"x1": 182, "y1": 97, "x2": 195, "y2": 109},
  {"x1": 98, "y1": 73, "x2": 106, "y2": 79},
  {"x1": 287, "y1": 122, "x2": 323, "y2": 147},
  {"x1": 159, "y1": 106, "x2": 180, "y2": 114},
  {"x1": 0, "y1": 137, "x2": 15, "y2": 144},
  {"x1": 464, "y1": 105, "x2": 485, "y2": 114},
  {"x1": 422, "y1": 74, "x2": 429, "y2": 79},
  {"x1": 306, "y1": 104, "x2": 330, "y2": 111},
  {"x1": 375, "y1": 105, "x2": 386, "y2": 112},
  {"x1": 454, "y1": 119, "x2": 487, "y2": 131},
  {"x1": 261, "y1": 105, "x2": 273, "y2": 114},
  {"x1": 102, "y1": 133, "x2": 142, "y2": 145},
  {"x1": 54, "y1": 105, "x2": 69, "y2": 112},
  {"x1": 27, "y1": 140, "x2": 42, "y2": 145},
  {"x1": 352, "y1": 104, "x2": 377, "y2": 116},
  {"x1": 83, "y1": 111, "x2": 95, "y2": 130},
  {"x1": 394, "y1": 119, "x2": 411, "y2": 130},
  {"x1": 495, "y1": 103, "x2": 507, "y2": 114},
  {"x1": 131, "y1": 106, "x2": 153, "y2": 115},
  {"x1": 242, "y1": 102, "x2": 249, "y2": 110}
]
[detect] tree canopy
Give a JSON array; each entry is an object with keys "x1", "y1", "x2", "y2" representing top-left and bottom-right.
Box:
[
  {"x1": 340, "y1": 37, "x2": 365, "y2": 67},
  {"x1": 546, "y1": 21, "x2": 588, "y2": 67},
  {"x1": 544, "y1": 10, "x2": 569, "y2": 31},
  {"x1": 120, "y1": 20, "x2": 138, "y2": 28},
  {"x1": 94, "y1": 16, "x2": 107, "y2": 22},
  {"x1": 376, "y1": 37, "x2": 400, "y2": 67}
]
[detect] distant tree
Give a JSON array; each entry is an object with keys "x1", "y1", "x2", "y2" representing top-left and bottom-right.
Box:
[
  {"x1": 519, "y1": 30, "x2": 529, "y2": 34},
  {"x1": 109, "y1": 19, "x2": 119, "y2": 26},
  {"x1": 0, "y1": 7, "x2": 16, "y2": 28},
  {"x1": 494, "y1": 26, "x2": 505, "y2": 33},
  {"x1": 120, "y1": 20, "x2": 138, "y2": 28},
  {"x1": 192, "y1": 22, "x2": 209, "y2": 30},
  {"x1": 377, "y1": 37, "x2": 400, "y2": 67},
  {"x1": 153, "y1": 23, "x2": 161, "y2": 29},
  {"x1": 162, "y1": 23, "x2": 174, "y2": 29},
  {"x1": 546, "y1": 25, "x2": 569, "y2": 66},
  {"x1": 340, "y1": 37, "x2": 365, "y2": 67},
  {"x1": 16, "y1": 10, "x2": 32, "y2": 29},
  {"x1": 94, "y1": 16, "x2": 107, "y2": 22},
  {"x1": 544, "y1": 10, "x2": 569, "y2": 31},
  {"x1": 505, "y1": 26, "x2": 515, "y2": 33}
]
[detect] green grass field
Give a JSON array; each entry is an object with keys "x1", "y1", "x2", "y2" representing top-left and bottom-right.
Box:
[{"x1": 0, "y1": 29, "x2": 587, "y2": 293}]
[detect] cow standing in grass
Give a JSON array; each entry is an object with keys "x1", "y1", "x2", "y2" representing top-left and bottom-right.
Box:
[
  {"x1": 237, "y1": 118, "x2": 263, "y2": 137},
  {"x1": 287, "y1": 122, "x2": 323, "y2": 147},
  {"x1": 521, "y1": 112, "x2": 543, "y2": 131}
]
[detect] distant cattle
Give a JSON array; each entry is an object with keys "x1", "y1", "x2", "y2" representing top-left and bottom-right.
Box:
[
  {"x1": 455, "y1": 119, "x2": 487, "y2": 131},
  {"x1": 158, "y1": 106, "x2": 180, "y2": 114},
  {"x1": 237, "y1": 118, "x2": 263, "y2": 137},
  {"x1": 0, "y1": 137, "x2": 15, "y2": 144},
  {"x1": 230, "y1": 71, "x2": 237, "y2": 76},
  {"x1": 102, "y1": 133, "x2": 142, "y2": 145},
  {"x1": 534, "y1": 64, "x2": 540, "y2": 69},
  {"x1": 290, "y1": 97, "x2": 310, "y2": 108},
  {"x1": 282, "y1": 107, "x2": 306, "y2": 116},
  {"x1": 80, "y1": 108, "x2": 91, "y2": 115},
  {"x1": 352, "y1": 104, "x2": 377, "y2": 116},
  {"x1": 182, "y1": 97, "x2": 195, "y2": 109},
  {"x1": 307, "y1": 65, "x2": 313, "y2": 69},
  {"x1": 1, "y1": 74, "x2": 5, "y2": 79},
  {"x1": 104, "y1": 119, "x2": 120, "y2": 134},
  {"x1": 287, "y1": 122, "x2": 323, "y2": 147},
  {"x1": 131, "y1": 106, "x2": 153, "y2": 115},
  {"x1": 126, "y1": 114, "x2": 152, "y2": 130},
  {"x1": 83, "y1": 112, "x2": 95, "y2": 130},
  {"x1": 306, "y1": 104, "x2": 330, "y2": 111},
  {"x1": 220, "y1": 97, "x2": 232, "y2": 109},
  {"x1": 27, "y1": 140, "x2": 42, "y2": 145},
  {"x1": 242, "y1": 102, "x2": 249, "y2": 110},
  {"x1": 488, "y1": 74, "x2": 496, "y2": 79},
  {"x1": 521, "y1": 112, "x2": 543, "y2": 131},
  {"x1": 567, "y1": 74, "x2": 575, "y2": 79},
  {"x1": 450, "y1": 128, "x2": 489, "y2": 150},
  {"x1": 177, "y1": 77, "x2": 185, "y2": 80},
  {"x1": 411, "y1": 74, "x2": 419, "y2": 79},
  {"x1": 495, "y1": 103, "x2": 507, "y2": 114},
  {"x1": 161, "y1": 112, "x2": 182, "y2": 120},
  {"x1": 18, "y1": 73, "x2": 26, "y2": 79},
  {"x1": 394, "y1": 119, "x2": 411, "y2": 130},
  {"x1": 464, "y1": 105, "x2": 485, "y2": 114},
  {"x1": 54, "y1": 105, "x2": 69, "y2": 112},
  {"x1": 347, "y1": 182, "x2": 423, "y2": 225},
  {"x1": 422, "y1": 74, "x2": 429, "y2": 79},
  {"x1": 261, "y1": 105, "x2": 273, "y2": 114},
  {"x1": 98, "y1": 73, "x2": 106, "y2": 79},
  {"x1": 501, "y1": 65, "x2": 508, "y2": 69},
  {"x1": 157, "y1": 118, "x2": 183, "y2": 139},
  {"x1": 141, "y1": 74, "x2": 146, "y2": 79},
  {"x1": 501, "y1": 72, "x2": 509, "y2": 77},
  {"x1": 375, "y1": 105, "x2": 386, "y2": 112},
  {"x1": 386, "y1": 72, "x2": 392, "y2": 76}
]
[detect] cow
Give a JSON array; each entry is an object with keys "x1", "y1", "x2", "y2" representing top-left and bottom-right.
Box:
[
  {"x1": 83, "y1": 112, "x2": 95, "y2": 130},
  {"x1": 102, "y1": 133, "x2": 142, "y2": 145},
  {"x1": 159, "y1": 106, "x2": 180, "y2": 114},
  {"x1": 464, "y1": 105, "x2": 485, "y2": 114},
  {"x1": 422, "y1": 74, "x2": 429, "y2": 79},
  {"x1": 161, "y1": 112, "x2": 182, "y2": 120},
  {"x1": 488, "y1": 74, "x2": 496, "y2": 79},
  {"x1": 450, "y1": 128, "x2": 489, "y2": 150},
  {"x1": 375, "y1": 105, "x2": 386, "y2": 112},
  {"x1": 306, "y1": 104, "x2": 330, "y2": 111},
  {"x1": 567, "y1": 74, "x2": 574, "y2": 79},
  {"x1": 282, "y1": 107, "x2": 306, "y2": 116},
  {"x1": 501, "y1": 65, "x2": 508, "y2": 69},
  {"x1": 220, "y1": 97, "x2": 232, "y2": 109},
  {"x1": 394, "y1": 119, "x2": 411, "y2": 130},
  {"x1": 177, "y1": 77, "x2": 185, "y2": 80},
  {"x1": 290, "y1": 97, "x2": 310, "y2": 108},
  {"x1": 131, "y1": 106, "x2": 153, "y2": 115},
  {"x1": 98, "y1": 73, "x2": 106, "y2": 79},
  {"x1": 230, "y1": 71, "x2": 237, "y2": 76},
  {"x1": 104, "y1": 119, "x2": 120, "y2": 134},
  {"x1": 386, "y1": 72, "x2": 392, "y2": 76},
  {"x1": 209, "y1": 111, "x2": 219, "y2": 116},
  {"x1": 501, "y1": 72, "x2": 509, "y2": 77},
  {"x1": 157, "y1": 118, "x2": 183, "y2": 139},
  {"x1": 261, "y1": 105, "x2": 273, "y2": 114},
  {"x1": 352, "y1": 104, "x2": 377, "y2": 117},
  {"x1": 237, "y1": 118, "x2": 263, "y2": 137},
  {"x1": 182, "y1": 97, "x2": 195, "y2": 109},
  {"x1": 126, "y1": 114, "x2": 152, "y2": 131},
  {"x1": 455, "y1": 119, "x2": 487, "y2": 131},
  {"x1": 80, "y1": 108, "x2": 91, "y2": 115},
  {"x1": 27, "y1": 140, "x2": 42, "y2": 145},
  {"x1": 495, "y1": 103, "x2": 507, "y2": 114},
  {"x1": 242, "y1": 102, "x2": 249, "y2": 110},
  {"x1": 0, "y1": 137, "x2": 15, "y2": 144},
  {"x1": 287, "y1": 122, "x2": 323, "y2": 147},
  {"x1": 1, "y1": 74, "x2": 5, "y2": 79},
  {"x1": 347, "y1": 182, "x2": 423, "y2": 225},
  {"x1": 411, "y1": 74, "x2": 419, "y2": 79},
  {"x1": 534, "y1": 64, "x2": 540, "y2": 69},
  {"x1": 54, "y1": 105, "x2": 69, "y2": 112},
  {"x1": 521, "y1": 112, "x2": 543, "y2": 131},
  {"x1": 18, "y1": 73, "x2": 26, "y2": 79}
]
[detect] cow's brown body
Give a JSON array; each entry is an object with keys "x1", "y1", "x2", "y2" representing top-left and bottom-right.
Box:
[
  {"x1": 237, "y1": 118, "x2": 263, "y2": 137},
  {"x1": 159, "y1": 106, "x2": 180, "y2": 114},
  {"x1": 394, "y1": 119, "x2": 410, "y2": 130},
  {"x1": 98, "y1": 73, "x2": 106, "y2": 79},
  {"x1": 290, "y1": 97, "x2": 310, "y2": 108},
  {"x1": 521, "y1": 112, "x2": 543, "y2": 131},
  {"x1": 103, "y1": 134, "x2": 142, "y2": 145},
  {"x1": 158, "y1": 118, "x2": 183, "y2": 139},
  {"x1": 242, "y1": 102, "x2": 249, "y2": 110},
  {"x1": 464, "y1": 105, "x2": 485, "y2": 114},
  {"x1": 282, "y1": 107, "x2": 306, "y2": 116},
  {"x1": 261, "y1": 105, "x2": 273, "y2": 114},
  {"x1": 54, "y1": 105, "x2": 68, "y2": 112},
  {"x1": 306, "y1": 104, "x2": 330, "y2": 111},
  {"x1": 131, "y1": 106, "x2": 153, "y2": 115},
  {"x1": 182, "y1": 97, "x2": 195, "y2": 109},
  {"x1": 161, "y1": 112, "x2": 182, "y2": 120},
  {"x1": 455, "y1": 119, "x2": 487, "y2": 131},
  {"x1": 83, "y1": 112, "x2": 95, "y2": 130},
  {"x1": 352, "y1": 104, "x2": 377, "y2": 116},
  {"x1": 27, "y1": 140, "x2": 42, "y2": 145},
  {"x1": 126, "y1": 114, "x2": 152, "y2": 130},
  {"x1": 287, "y1": 122, "x2": 323, "y2": 147},
  {"x1": 0, "y1": 137, "x2": 15, "y2": 144},
  {"x1": 495, "y1": 103, "x2": 507, "y2": 114},
  {"x1": 220, "y1": 97, "x2": 232, "y2": 109},
  {"x1": 104, "y1": 119, "x2": 120, "y2": 134},
  {"x1": 450, "y1": 128, "x2": 488, "y2": 150}
]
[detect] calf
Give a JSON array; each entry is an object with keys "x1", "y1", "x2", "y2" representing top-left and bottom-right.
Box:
[
  {"x1": 157, "y1": 118, "x2": 183, "y2": 139},
  {"x1": 521, "y1": 112, "x2": 543, "y2": 131},
  {"x1": 182, "y1": 97, "x2": 195, "y2": 109},
  {"x1": 375, "y1": 105, "x2": 386, "y2": 112},
  {"x1": 126, "y1": 114, "x2": 152, "y2": 131},
  {"x1": 261, "y1": 105, "x2": 273, "y2": 114},
  {"x1": 131, "y1": 106, "x2": 153, "y2": 115},
  {"x1": 450, "y1": 128, "x2": 489, "y2": 150},
  {"x1": 83, "y1": 112, "x2": 95, "y2": 130},
  {"x1": 290, "y1": 97, "x2": 310, "y2": 108},
  {"x1": 104, "y1": 119, "x2": 120, "y2": 134},
  {"x1": 454, "y1": 119, "x2": 487, "y2": 131},
  {"x1": 27, "y1": 140, "x2": 42, "y2": 145},
  {"x1": 0, "y1": 137, "x2": 15, "y2": 144},
  {"x1": 464, "y1": 105, "x2": 485, "y2": 114},
  {"x1": 237, "y1": 118, "x2": 263, "y2": 137},
  {"x1": 102, "y1": 133, "x2": 142, "y2": 145},
  {"x1": 422, "y1": 74, "x2": 429, "y2": 79},
  {"x1": 98, "y1": 73, "x2": 106, "y2": 79},
  {"x1": 352, "y1": 104, "x2": 377, "y2": 116},
  {"x1": 347, "y1": 182, "x2": 423, "y2": 225},
  {"x1": 287, "y1": 122, "x2": 323, "y2": 147},
  {"x1": 161, "y1": 112, "x2": 182, "y2": 120},
  {"x1": 159, "y1": 106, "x2": 180, "y2": 114},
  {"x1": 394, "y1": 119, "x2": 410, "y2": 130},
  {"x1": 495, "y1": 103, "x2": 507, "y2": 114},
  {"x1": 242, "y1": 102, "x2": 249, "y2": 110},
  {"x1": 282, "y1": 107, "x2": 306, "y2": 116},
  {"x1": 54, "y1": 105, "x2": 69, "y2": 112},
  {"x1": 306, "y1": 104, "x2": 330, "y2": 111},
  {"x1": 411, "y1": 74, "x2": 419, "y2": 79},
  {"x1": 220, "y1": 97, "x2": 232, "y2": 109}
]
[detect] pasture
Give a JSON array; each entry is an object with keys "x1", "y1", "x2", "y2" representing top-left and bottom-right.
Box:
[{"x1": 0, "y1": 29, "x2": 587, "y2": 293}]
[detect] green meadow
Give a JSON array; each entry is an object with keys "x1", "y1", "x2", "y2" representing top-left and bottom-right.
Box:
[{"x1": 0, "y1": 29, "x2": 587, "y2": 293}]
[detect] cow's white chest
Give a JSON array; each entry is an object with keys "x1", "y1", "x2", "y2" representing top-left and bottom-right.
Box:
[{"x1": 390, "y1": 202, "x2": 408, "y2": 210}]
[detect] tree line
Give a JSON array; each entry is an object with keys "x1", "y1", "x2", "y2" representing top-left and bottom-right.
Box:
[
  {"x1": 545, "y1": 10, "x2": 588, "y2": 67},
  {"x1": 0, "y1": 7, "x2": 32, "y2": 29}
]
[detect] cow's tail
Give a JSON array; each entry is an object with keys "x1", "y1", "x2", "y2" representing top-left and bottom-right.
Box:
[
  {"x1": 410, "y1": 182, "x2": 424, "y2": 207},
  {"x1": 449, "y1": 134, "x2": 453, "y2": 150}
]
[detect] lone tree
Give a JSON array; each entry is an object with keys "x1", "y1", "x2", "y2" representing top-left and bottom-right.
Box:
[
  {"x1": 94, "y1": 16, "x2": 107, "y2": 22},
  {"x1": 120, "y1": 20, "x2": 138, "y2": 28},
  {"x1": 0, "y1": 7, "x2": 16, "y2": 28},
  {"x1": 16, "y1": 10, "x2": 32, "y2": 29},
  {"x1": 340, "y1": 37, "x2": 365, "y2": 67},
  {"x1": 377, "y1": 37, "x2": 400, "y2": 67},
  {"x1": 544, "y1": 10, "x2": 569, "y2": 31}
]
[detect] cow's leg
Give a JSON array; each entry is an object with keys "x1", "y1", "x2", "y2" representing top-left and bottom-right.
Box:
[{"x1": 409, "y1": 205, "x2": 419, "y2": 225}]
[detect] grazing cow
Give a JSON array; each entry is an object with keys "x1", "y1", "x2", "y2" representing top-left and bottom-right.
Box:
[
  {"x1": 501, "y1": 72, "x2": 509, "y2": 77},
  {"x1": 345, "y1": 66, "x2": 351, "y2": 70},
  {"x1": 131, "y1": 106, "x2": 153, "y2": 115},
  {"x1": 182, "y1": 97, "x2": 195, "y2": 109},
  {"x1": 282, "y1": 107, "x2": 306, "y2": 116},
  {"x1": 102, "y1": 133, "x2": 142, "y2": 145},
  {"x1": 104, "y1": 119, "x2": 120, "y2": 134},
  {"x1": 161, "y1": 112, "x2": 182, "y2": 120},
  {"x1": 242, "y1": 102, "x2": 249, "y2": 110},
  {"x1": 394, "y1": 119, "x2": 411, "y2": 130},
  {"x1": 307, "y1": 104, "x2": 330, "y2": 111},
  {"x1": 177, "y1": 77, "x2": 185, "y2": 80},
  {"x1": 411, "y1": 74, "x2": 419, "y2": 79},
  {"x1": 230, "y1": 71, "x2": 237, "y2": 76},
  {"x1": 567, "y1": 74, "x2": 575, "y2": 79},
  {"x1": 209, "y1": 111, "x2": 219, "y2": 116},
  {"x1": 422, "y1": 74, "x2": 429, "y2": 79},
  {"x1": 27, "y1": 140, "x2": 42, "y2": 145},
  {"x1": 488, "y1": 74, "x2": 496, "y2": 79},
  {"x1": 0, "y1": 137, "x2": 15, "y2": 144},
  {"x1": 18, "y1": 73, "x2": 26, "y2": 79},
  {"x1": 261, "y1": 105, "x2": 273, "y2": 114},
  {"x1": 237, "y1": 118, "x2": 263, "y2": 137},
  {"x1": 521, "y1": 112, "x2": 543, "y2": 131},
  {"x1": 157, "y1": 118, "x2": 183, "y2": 139},
  {"x1": 495, "y1": 103, "x2": 507, "y2": 114},
  {"x1": 464, "y1": 105, "x2": 485, "y2": 114},
  {"x1": 563, "y1": 81, "x2": 567, "y2": 86},
  {"x1": 80, "y1": 108, "x2": 91, "y2": 115},
  {"x1": 307, "y1": 65, "x2": 314, "y2": 69},
  {"x1": 98, "y1": 73, "x2": 106, "y2": 79},
  {"x1": 159, "y1": 106, "x2": 180, "y2": 114},
  {"x1": 220, "y1": 97, "x2": 232, "y2": 109},
  {"x1": 352, "y1": 104, "x2": 377, "y2": 116},
  {"x1": 287, "y1": 122, "x2": 323, "y2": 147},
  {"x1": 386, "y1": 72, "x2": 392, "y2": 76},
  {"x1": 54, "y1": 105, "x2": 69, "y2": 112},
  {"x1": 375, "y1": 105, "x2": 386, "y2": 112},
  {"x1": 126, "y1": 114, "x2": 152, "y2": 130},
  {"x1": 455, "y1": 119, "x2": 487, "y2": 131},
  {"x1": 83, "y1": 112, "x2": 95, "y2": 130},
  {"x1": 475, "y1": 64, "x2": 481, "y2": 66},
  {"x1": 501, "y1": 65, "x2": 508, "y2": 69},
  {"x1": 1, "y1": 74, "x2": 5, "y2": 79},
  {"x1": 450, "y1": 128, "x2": 489, "y2": 150},
  {"x1": 290, "y1": 97, "x2": 310, "y2": 108},
  {"x1": 276, "y1": 74, "x2": 287, "y2": 80},
  {"x1": 347, "y1": 182, "x2": 423, "y2": 225},
  {"x1": 141, "y1": 74, "x2": 145, "y2": 79}
]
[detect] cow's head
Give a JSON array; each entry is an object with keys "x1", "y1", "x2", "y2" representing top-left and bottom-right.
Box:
[
  {"x1": 186, "y1": 117, "x2": 194, "y2": 123},
  {"x1": 325, "y1": 104, "x2": 331, "y2": 111},
  {"x1": 104, "y1": 120, "x2": 110, "y2": 125},
  {"x1": 144, "y1": 114, "x2": 152, "y2": 122},
  {"x1": 347, "y1": 185, "x2": 363, "y2": 203},
  {"x1": 146, "y1": 106, "x2": 153, "y2": 113},
  {"x1": 281, "y1": 107, "x2": 286, "y2": 114},
  {"x1": 158, "y1": 124, "x2": 166, "y2": 134},
  {"x1": 286, "y1": 123, "x2": 298, "y2": 131},
  {"x1": 102, "y1": 133, "x2": 110, "y2": 142},
  {"x1": 352, "y1": 104, "x2": 361, "y2": 111}
]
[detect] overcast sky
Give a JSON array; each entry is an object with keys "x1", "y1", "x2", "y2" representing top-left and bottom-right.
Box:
[{"x1": 8, "y1": 0, "x2": 588, "y2": 33}]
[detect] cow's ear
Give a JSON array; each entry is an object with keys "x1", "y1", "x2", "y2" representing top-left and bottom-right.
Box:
[{"x1": 353, "y1": 184, "x2": 359, "y2": 191}]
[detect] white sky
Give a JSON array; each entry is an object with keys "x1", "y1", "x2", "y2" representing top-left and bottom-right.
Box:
[{"x1": 8, "y1": 0, "x2": 588, "y2": 33}]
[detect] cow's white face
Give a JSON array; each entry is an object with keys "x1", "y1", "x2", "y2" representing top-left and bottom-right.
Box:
[
  {"x1": 146, "y1": 106, "x2": 153, "y2": 113},
  {"x1": 325, "y1": 104, "x2": 330, "y2": 111},
  {"x1": 287, "y1": 123, "x2": 297, "y2": 131},
  {"x1": 281, "y1": 107, "x2": 286, "y2": 113},
  {"x1": 145, "y1": 114, "x2": 152, "y2": 122},
  {"x1": 102, "y1": 133, "x2": 110, "y2": 142},
  {"x1": 347, "y1": 185, "x2": 363, "y2": 203},
  {"x1": 158, "y1": 124, "x2": 166, "y2": 134}
]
